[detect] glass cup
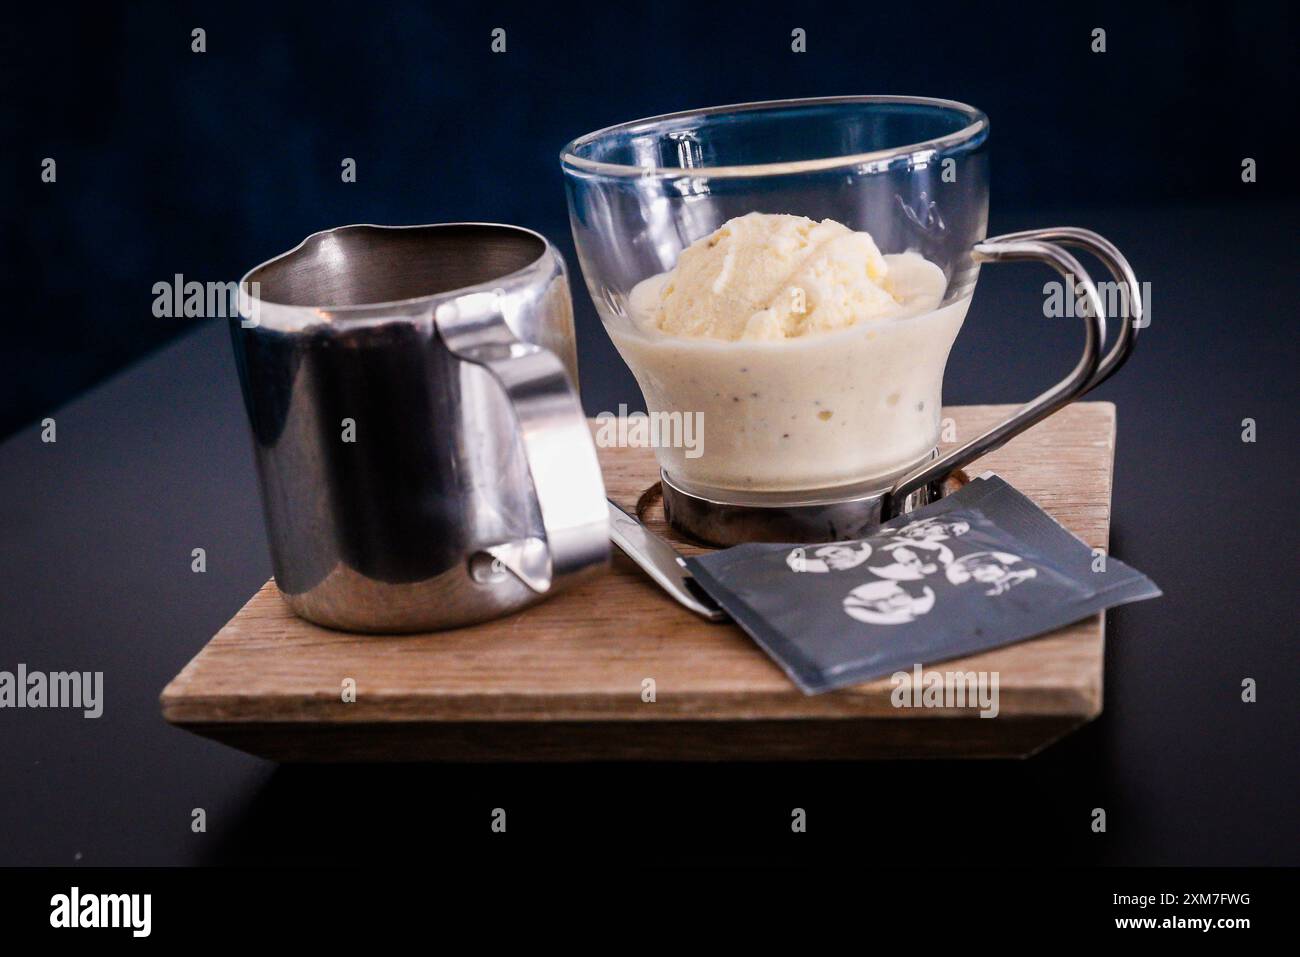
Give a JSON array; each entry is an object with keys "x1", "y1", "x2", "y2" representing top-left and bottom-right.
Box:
[{"x1": 561, "y1": 96, "x2": 1140, "y2": 535}]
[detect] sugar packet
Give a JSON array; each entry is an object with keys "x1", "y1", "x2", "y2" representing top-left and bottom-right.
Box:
[{"x1": 684, "y1": 473, "x2": 1160, "y2": 694}]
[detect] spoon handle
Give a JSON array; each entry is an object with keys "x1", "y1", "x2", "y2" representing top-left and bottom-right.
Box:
[{"x1": 606, "y1": 500, "x2": 728, "y2": 622}]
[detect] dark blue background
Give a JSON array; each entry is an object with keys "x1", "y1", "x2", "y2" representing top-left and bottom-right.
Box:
[{"x1": 4, "y1": 0, "x2": 1296, "y2": 435}]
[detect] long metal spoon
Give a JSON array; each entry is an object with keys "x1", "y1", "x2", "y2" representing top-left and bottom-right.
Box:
[{"x1": 606, "y1": 500, "x2": 728, "y2": 622}]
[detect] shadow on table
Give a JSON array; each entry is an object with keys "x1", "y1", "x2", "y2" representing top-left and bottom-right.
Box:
[{"x1": 197, "y1": 716, "x2": 1126, "y2": 867}]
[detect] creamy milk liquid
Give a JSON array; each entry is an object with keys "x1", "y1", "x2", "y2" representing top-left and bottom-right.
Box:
[{"x1": 609, "y1": 213, "x2": 970, "y2": 493}]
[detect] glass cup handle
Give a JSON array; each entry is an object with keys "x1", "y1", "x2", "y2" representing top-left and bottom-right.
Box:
[
  {"x1": 435, "y1": 293, "x2": 609, "y2": 593},
  {"x1": 885, "y1": 227, "x2": 1142, "y2": 516}
]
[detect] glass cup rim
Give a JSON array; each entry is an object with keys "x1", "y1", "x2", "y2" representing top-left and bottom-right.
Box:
[{"x1": 560, "y1": 95, "x2": 989, "y2": 180}]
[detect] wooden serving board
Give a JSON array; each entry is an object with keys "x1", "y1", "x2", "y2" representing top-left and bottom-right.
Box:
[{"x1": 162, "y1": 402, "x2": 1116, "y2": 761}]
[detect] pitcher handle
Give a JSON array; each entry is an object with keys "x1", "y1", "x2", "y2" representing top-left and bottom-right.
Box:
[
  {"x1": 885, "y1": 227, "x2": 1141, "y2": 516},
  {"x1": 435, "y1": 291, "x2": 609, "y2": 593}
]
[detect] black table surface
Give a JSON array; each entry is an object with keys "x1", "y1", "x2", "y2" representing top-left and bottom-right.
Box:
[{"x1": 1, "y1": 202, "x2": 1295, "y2": 867}]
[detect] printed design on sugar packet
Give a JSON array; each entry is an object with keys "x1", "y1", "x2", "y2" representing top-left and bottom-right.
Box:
[
  {"x1": 868, "y1": 540, "x2": 953, "y2": 580},
  {"x1": 945, "y1": 551, "x2": 1038, "y2": 596},
  {"x1": 843, "y1": 580, "x2": 936, "y2": 625},
  {"x1": 837, "y1": 515, "x2": 1037, "y2": 624},
  {"x1": 891, "y1": 516, "x2": 972, "y2": 543},
  {"x1": 785, "y1": 541, "x2": 873, "y2": 573},
  {"x1": 866, "y1": 516, "x2": 971, "y2": 579}
]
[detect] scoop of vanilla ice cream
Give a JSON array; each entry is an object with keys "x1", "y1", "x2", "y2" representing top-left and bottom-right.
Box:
[{"x1": 631, "y1": 212, "x2": 946, "y2": 342}]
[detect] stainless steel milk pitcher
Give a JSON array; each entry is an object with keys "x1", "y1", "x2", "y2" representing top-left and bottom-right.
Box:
[{"x1": 234, "y1": 223, "x2": 609, "y2": 632}]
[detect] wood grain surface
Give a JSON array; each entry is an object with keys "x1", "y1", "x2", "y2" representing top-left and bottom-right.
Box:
[{"x1": 161, "y1": 402, "x2": 1116, "y2": 760}]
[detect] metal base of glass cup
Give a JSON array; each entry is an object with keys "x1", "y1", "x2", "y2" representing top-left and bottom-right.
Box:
[{"x1": 660, "y1": 453, "x2": 969, "y2": 546}]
